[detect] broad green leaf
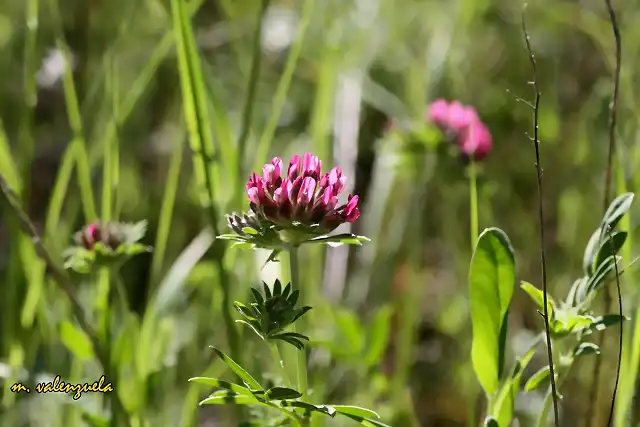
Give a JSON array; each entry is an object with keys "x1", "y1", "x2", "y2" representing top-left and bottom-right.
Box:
[
  {"x1": 60, "y1": 320, "x2": 95, "y2": 360},
  {"x1": 524, "y1": 366, "x2": 551, "y2": 392},
  {"x1": 573, "y1": 342, "x2": 600, "y2": 357},
  {"x1": 594, "y1": 231, "x2": 627, "y2": 271},
  {"x1": 265, "y1": 387, "x2": 302, "y2": 400},
  {"x1": 210, "y1": 347, "x2": 263, "y2": 390},
  {"x1": 603, "y1": 193, "x2": 634, "y2": 230},
  {"x1": 333, "y1": 405, "x2": 380, "y2": 419},
  {"x1": 364, "y1": 305, "x2": 393, "y2": 367},
  {"x1": 188, "y1": 377, "x2": 256, "y2": 397},
  {"x1": 469, "y1": 228, "x2": 516, "y2": 395},
  {"x1": 520, "y1": 281, "x2": 555, "y2": 318}
]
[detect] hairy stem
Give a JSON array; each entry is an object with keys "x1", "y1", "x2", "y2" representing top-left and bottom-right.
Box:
[
  {"x1": 522, "y1": 6, "x2": 560, "y2": 427},
  {"x1": 289, "y1": 247, "x2": 309, "y2": 425}
]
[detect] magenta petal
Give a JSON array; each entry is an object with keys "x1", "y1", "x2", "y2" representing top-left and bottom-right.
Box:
[
  {"x1": 247, "y1": 187, "x2": 261, "y2": 204},
  {"x1": 271, "y1": 157, "x2": 283, "y2": 177},
  {"x1": 288, "y1": 155, "x2": 301, "y2": 179},
  {"x1": 297, "y1": 177, "x2": 317, "y2": 205}
]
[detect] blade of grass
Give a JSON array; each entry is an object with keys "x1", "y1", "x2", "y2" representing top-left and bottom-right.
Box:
[
  {"x1": 149, "y1": 127, "x2": 187, "y2": 288},
  {"x1": 169, "y1": 0, "x2": 238, "y2": 360},
  {"x1": 237, "y1": 0, "x2": 269, "y2": 207},
  {"x1": 253, "y1": 0, "x2": 315, "y2": 170}
]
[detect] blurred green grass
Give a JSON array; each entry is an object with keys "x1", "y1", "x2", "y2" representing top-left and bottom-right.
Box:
[{"x1": 1, "y1": 0, "x2": 640, "y2": 426}]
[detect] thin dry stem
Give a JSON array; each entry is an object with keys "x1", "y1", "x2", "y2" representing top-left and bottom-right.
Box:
[
  {"x1": 522, "y1": 5, "x2": 560, "y2": 426},
  {"x1": 587, "y1": 0, "x2": 622, "y2": 424}
]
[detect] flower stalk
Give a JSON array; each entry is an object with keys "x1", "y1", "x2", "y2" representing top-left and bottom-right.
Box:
[{"x1": 289, "y1": 247, "x2": 309, "y2": 405}]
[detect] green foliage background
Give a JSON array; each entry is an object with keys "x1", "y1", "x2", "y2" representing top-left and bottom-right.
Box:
[{"x1": 1, "y1": 0, "x2": 640, "y2": 426}]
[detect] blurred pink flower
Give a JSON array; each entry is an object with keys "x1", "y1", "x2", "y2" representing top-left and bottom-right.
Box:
[
  {"x1": 246, "y1": 153, "x2": 360, "y2": 232},
  {"x1": 426, "y1": 98, "x2": 492, "y2": 160},
  {"x1": 460, "y1": 120, "x2": 492, "y2": 161},
  {"x1": 80, "y1": 223, "x2": 101, "y2": 249}
]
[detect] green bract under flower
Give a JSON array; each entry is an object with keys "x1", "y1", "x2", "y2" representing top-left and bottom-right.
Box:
[
  {"x1": 234, "y1": 280, "x2": 311, "y2": 350},
  {"x1": 64, "y1": 220, "x2": 152, "y2": 274}
]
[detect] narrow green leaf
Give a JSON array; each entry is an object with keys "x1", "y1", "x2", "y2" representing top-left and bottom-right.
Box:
[
  {"x1": 209, "y1": 347, "x2": 263, "y2": 390},
  {"x1": 594, "y1": 231, "x2": 627, "y2": 271},
  {"x1": 586, "y1": 255, "x2": 622, "y2": 295},
  {"x1": 336, "y1": 413, "x2": 393, "y2": 427},
  {"x1": 603, "y1": 193, "x2": 634, "y2": 230},
  {"x1": 199, "y1": 392, "x2": 258, "y2": 405},
  {"x1": 583, "y1": 228, "x2": 602, "y2": 276},
  {"x1": 520, "y1": 281, "x2": 555, "y2": 318},
  {"x1": 589, "y1": 314, "x2": 627, "y2": 332},
  {"x1": 265, "y1": 387, "x2": 302, "y2": 400},
  {"x1": 333, "y1": 405, "x2": 380, "y2": 419},
  {"x1": 235, "y1": 320, "x2": 264, "y2": 338},
  {"x1": 60, "y1": 320, "x2": 95, "y2": 360},
  {"x1": 469, "y1": 228, "x2": 516, "y2": 395},
  {"x1": 524, "y1": 365, "x2": 551, "y2": 392},
  {"x1": 251, "y1": 288, "x2": 265, "y2": 305},
  {"x1": 280, "y1": 401, "x2": 336, "y2": 417},
  {"x1": 188, "y1": 378, "x2": 256, "y2": 397},
  {"x1": 573, "y1": 342, "x2": 600, "y2": 357}
]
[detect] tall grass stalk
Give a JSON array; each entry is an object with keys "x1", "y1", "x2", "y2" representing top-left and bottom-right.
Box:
[
  {"x1": 254, "y1": 0, "x2": 315, "y2": 170},
  {"x1": 170, "y1": 0, "x2": 238, "y2": 359}
]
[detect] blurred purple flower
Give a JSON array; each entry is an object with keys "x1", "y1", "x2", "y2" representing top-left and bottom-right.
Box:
[
  {"x1": 246, "y1": 153, "x2": 360, "y2": 232},
  {"x1": 427, "y1": 98, "x2": 492, "y2": 160}
]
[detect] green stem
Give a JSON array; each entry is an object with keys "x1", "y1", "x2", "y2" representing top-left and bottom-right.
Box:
[
  {"x1": 268, "y1": 341, "x2": 292, "y2": 387},
  {"x1": 289, "y1": 247, "x2": 309, "y2": 425},
  {"x1": 468, "y1": 159, "x2": 479, "y2": 251}
]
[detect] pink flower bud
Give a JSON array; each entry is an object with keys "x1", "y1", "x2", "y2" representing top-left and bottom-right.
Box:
[
  {"x1": 297, "y1": 177, "x2": 317, "y2": 206},
  {"x1": 343, "y1": 194, "x2": 360, "y2": 222},
  {"x1": 302, "y1": 153, "x2": 322, "y2": 179},
  {"x1": 288, "y1": 155, "x2": 301, "y2": 180}
]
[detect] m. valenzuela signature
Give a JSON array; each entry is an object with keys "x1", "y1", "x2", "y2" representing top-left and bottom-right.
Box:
[{"x1": 10, "y1": 375, "x2": 113, "y2": 400}]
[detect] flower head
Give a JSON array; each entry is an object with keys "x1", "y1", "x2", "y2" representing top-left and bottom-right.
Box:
[
  {"x1": 244, "y1": 153, "x2": 360, "y2": 233},
  {"x1": 66, "y1": 220, "x2": 152, "y2": 274},
  {"x1": 426, "y1": 98, "x2": 492, "y2": 160}
]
